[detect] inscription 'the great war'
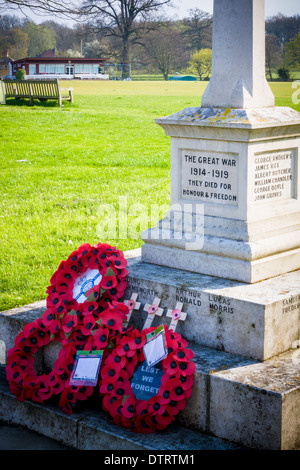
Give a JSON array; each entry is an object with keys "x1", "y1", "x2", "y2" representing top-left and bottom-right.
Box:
[{"x1": 181, "y1": 151, "x2": 239, "y2": 205}]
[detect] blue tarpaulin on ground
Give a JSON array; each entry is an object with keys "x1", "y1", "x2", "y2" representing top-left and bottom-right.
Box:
[{"x1": 168, "y1": 75, "x2": 198, "y2": 81}]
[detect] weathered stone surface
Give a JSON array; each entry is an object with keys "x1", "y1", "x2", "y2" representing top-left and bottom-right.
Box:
[{"x1": 209, "y1": 349, "x2": 300, "y2": 450}]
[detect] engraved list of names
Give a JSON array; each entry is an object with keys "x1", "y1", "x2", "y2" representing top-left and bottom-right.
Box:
[
  {"x1": 181, "y1": 150, "x2": 238, "y2": 205},
  {"x1": 253, "y1": 150, "x2": 295, "y2": 203}
]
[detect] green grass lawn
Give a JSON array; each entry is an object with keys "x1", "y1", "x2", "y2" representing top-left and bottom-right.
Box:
[{"x1": 0, "y1": 80, "x2": 299, "y2": 311}]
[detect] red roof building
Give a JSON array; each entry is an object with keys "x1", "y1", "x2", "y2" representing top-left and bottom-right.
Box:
[{"x1": 11, "y1": 55, "x2": 109, "y2": 79}]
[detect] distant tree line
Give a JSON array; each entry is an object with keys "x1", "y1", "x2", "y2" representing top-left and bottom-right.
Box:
[
  {"x1": 0, "y1": 2, "x2": 299, "y2": 80},
  {"x1": 265, "y1": 13, "x2": 300, "y2": 80}
]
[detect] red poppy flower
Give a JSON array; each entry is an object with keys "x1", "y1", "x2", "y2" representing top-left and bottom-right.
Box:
[
  {"x1": 156, "y1": 378, "x2": 179, "y2": 405},
  {"x1": 41, "y1": 309, "x2": 57, "y2": 328},
  {"x1": 6, "y1": 364, "x2": 25, "y2": 384},
  {"x1": 69, "y1": 384, "x2": 94, "y2": 401},
  {"x1": 90, "y1": 327, "x2": 109, "y2": 349},
  {"x1": 165, "y1": 397, "x2": 187, "y2": 416},
  {"x1": 80, "y1": 315, "x2": 96, "y2": 335},
  {"x1": 84, "y1": 283, "x2": 101, "y2": 302},
  {"x1": 121, "y1": 395, "x2": 136, "y2": 419},
  {"x1": 100, "y1": 275, "x2": 118, "y2": 290},
  {"x1": 173, "y1": 348, "x2": 194, "y2": 362},
  {"x1": 135, "y1": 415, "x2": 156, "y2": 434},
  {"x1": 109, "y1": 396, "x2": 124, "y2": 418},
  {"x1": 179, "y1": 373, "x2": 194, "y2": 391},
  {"x1": 123, "y1": 356, "x2": 139, "y2": 379},
  {"x1": 166, "y1": 330, "x2": 188, "y2": 349},
  {"x1": 106, "y1": 350, "x2": 127, "y2": 369},
  {"x1": 49, "y1": 317, "x2": 62, "y2": 336},
  {"x1": 127, "y1": 331, "x2": 146, "y2": 351},
  {"x1": 58, "y1": 389, "x2": 77, "y2": 415},
  {"x1": 169, "y1": 381, "x2": 187, "y2": 401},
  {"x1": 101, "y1": 362, "x2": 122, "y2": 381},
  {"x1": 107, "y1": 253, "x2": 127, "y2": 269},
  {"x1": 62, "y1": 314, "x2": 78, "y2": 333},
  {"x1": 147, "y1": 397, "x2": 167, "y2": 416},
  {"x1": 35, "y1": 380, "x2": 54, "y2": 401},
  {"x1": 116, "y1": 335, "x2": 138, "y2": 358},
  {"x1": 79, "y1": 301, "x2": 99, "y2": 316},
  {"x1": 163, "y1": 355, "x2": 181, "y2": 376},
  {"x1": 99, "y1": 377, "x2": 118, "y2": 394},
  {"x1": 107, "y1": 301, "x2": 129, "y2": 320},
  {"x1": 148, "y1": 304, "x2": 158, "y2": 315},
  {"x1": 46, "y1": 371, "x2": 65, "y2": 395},
  {"x1": 22, "y1": 322, "x2": 38, "y2": 339},
  {"x1": 101, "y1": 311, "x2": 123, "y2": 333}
]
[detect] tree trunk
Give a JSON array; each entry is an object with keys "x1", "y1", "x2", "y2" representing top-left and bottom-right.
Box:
[{"x1": 121, "y1": 34, "x2": 131, "y2": 79}]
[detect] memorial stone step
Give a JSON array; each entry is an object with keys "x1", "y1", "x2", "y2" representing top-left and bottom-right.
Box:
[
  {"x1": 0, "y1": 366, "x2": 244, "y2": 451},
  {"x1": 1, "y1": 293, "x2": 299, "y2": 450}
]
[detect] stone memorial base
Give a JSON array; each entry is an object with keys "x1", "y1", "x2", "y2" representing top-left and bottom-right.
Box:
[{"x1": 142, "y1": 242, "x2": 300, "y2": 285}]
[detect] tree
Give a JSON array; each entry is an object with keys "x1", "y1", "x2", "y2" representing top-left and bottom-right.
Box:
[
  {"x1": 181, "y1": 8, "x2": 212, "y2": 52},
  {"x1": 265, "y1": 34, "x2": 281, "y2": 81},
  {"x1": 42, "y1": 20, "x2": 83, "y2": 54},
  {"x1": 16, "y1": 67, "x2": 25, "y2": 78},
  {"x1": 188, "y1": 48, "x2": 212, "y2": 81},
  {"x1": 266, "y1": 14, "x2": 300, "y2": 47},
  {"x1": 24, "y1": 22, "x2": 56, "y2": 56},
  {"x1": 81, "y1": 0, "x2": 172, "y2": 77},
  {"x1": 0, "y1": 0, "x2": 80, "y2": 16},
  {"x1": 7, "y1": 27, "x2": 29, "y2": 58},
  {"x1": 144, "y1": 23, "x2": 187, "y2": 80},
  {"x1": 285, "y1": 32, "x2": 300, "y2": 69},
  {"x1": 0, "y1": 15, "x2": 29, "y2": 59},
  {"x1": 83, "y1": 39, "x2": 111, "y2": 58}
]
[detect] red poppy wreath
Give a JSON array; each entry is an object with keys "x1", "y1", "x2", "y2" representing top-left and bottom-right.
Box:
[
  {"x1": 99, "y1": 325, "x2": 195, "y2": 433},
  {"x1": 46, "y1": 242, "x2": 128, "y2": 317},
  {"x1": 6, "y1": 300, "x2": 130, "y2": 414},
  {"x1": 6, "y1": 242, "x2": 130, "y2": 415}
]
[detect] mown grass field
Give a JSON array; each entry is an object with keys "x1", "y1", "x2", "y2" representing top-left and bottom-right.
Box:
[{"x1": 0, "y1": 80, "x2": 299, "y2": 311}]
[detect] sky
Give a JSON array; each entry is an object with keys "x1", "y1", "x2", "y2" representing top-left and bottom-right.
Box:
[
  {"x1": 2, "y1": 0, "x2": 300, "y2": 25},
  {"x1": 170, "y1": 0, "x2": 299, "y2": 19}
]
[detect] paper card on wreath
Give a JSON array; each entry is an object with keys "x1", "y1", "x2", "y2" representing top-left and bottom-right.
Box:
[
  {"x1": 73, "y1": 269, "x2": 102, "y2": 304},
  {"x1": 69, "y1": 350, "x2": 104, "y2": 387},
  {"x1": 143, "y1": 325, "x2": 168, "y2": 367}
]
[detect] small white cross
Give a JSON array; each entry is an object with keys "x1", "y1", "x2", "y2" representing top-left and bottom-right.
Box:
[
  {"x1": 143, "y1": 296, "x2": 164, "y2": 329},
  {"x1": 124, "y1": 293, "x2": 141, "y2": 325},
  {"x1": 166, "y1": 302, "x2": 187, "y2": 332}
]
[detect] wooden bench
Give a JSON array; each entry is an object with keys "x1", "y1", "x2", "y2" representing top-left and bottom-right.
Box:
[{"x1": 1, "y1": 79, "x2": 73, "y2": 106}]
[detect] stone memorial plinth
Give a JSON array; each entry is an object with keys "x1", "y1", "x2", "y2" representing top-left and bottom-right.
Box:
[
  {"x1": 142, "y1": 106, "x2": 300, "y2": 283},
  {"x1": 141, "y1": 0, "x2": 300, "y2": 284}
]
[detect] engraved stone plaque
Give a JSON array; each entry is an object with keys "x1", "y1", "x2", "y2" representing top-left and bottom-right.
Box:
[
  {"x1": 253, "y1": 150, "x2": 295, "y2": 203},
  {"x1": 181, "y1": 150, "x2": 239, "y2": 205}
]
